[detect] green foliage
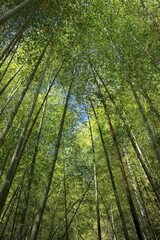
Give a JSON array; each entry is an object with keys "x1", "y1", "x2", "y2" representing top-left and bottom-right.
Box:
[{"x1": 0, "y1": 0, "x2": 160, "y2": 239}]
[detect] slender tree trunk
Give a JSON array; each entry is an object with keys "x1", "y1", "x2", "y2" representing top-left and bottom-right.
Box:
[
  {"x1": 101, "y1": 26, "x2": 160, "y2": 163},
  {"x1": 0, "y1": 171, "x2": 26, "y2": 239},
  {"x1": 131, "y1": 35, "x2": 160, "y2": 71},
  {"x1": 140, "y1": 0, "x2": 159, "y2": 33},
  {"x1": 50, "y1": 194, "x2": 87, "y2": 239},
  {"x1": 135, "y1": 176, "x2": 159, "y2": 240},
  {"x1": 0, "y1": 12, "x2": 32, "y2": 65},
  {"x1": 0, "y1": 183, "x2": 19, "y2": 222},
  {"x1": 7, "y1": 65, "x2": 62, "y2": 236},
  {"x1": 74, "y1": 215, "x2": 85, "y2": 240},
  {"x1": 0, "y1": 60, "x2": 26, "y2": 95},
  {"x1": 126, "y1": 76, "x2": 160, "y2": 164},
  {"x1": 0, "y1": 40, "x2": 52, "y2": 215},
  {"x1": 61, "y1": 182, "x2": 91, "y2": 240},
  {"x1": 109, "y1": 210, "x2": 117, "y2": 240},
  {"x1": 126, "y1": 156, "x2": 158, "y2": 240},
  {"x1": 0, "y1": 188, "x2": 19, "y2": 239},
  {"x1": 0, "y1": 48, "x2": 17, "y2": 82},
  {"x1": 92, "y1": 70, "x2": 144, "y2": 238},
  {"x1": 0, "y1": 38, "x2": 50, "y2": 147},
  {"x1": 1, "y1": 63, "x2": 62, "y2": 190},
  {"x1": 92, "y1": 67, "x2": 160, "y2": 203},
  {"x1": 0, "y1": 172, "x2": 26, "y2": 223},
  {"x1": 131, "y1": 132, "x2": 160, "y2": 202},
  {"x1": 15, "y1": 64, "x2": 62, "y2": 165},
  {"x1": 93, "y1": 162, "x2": 102, "y2": 240},
  {"x1": 0, "y1": 186, "x2": 19, "y2": 238},
  {"x1": 20, "y1": 181, "x2": 62, "y2": 240},
  {"x1": 95, "y1": 82, "x2": 143, "y2": 239},
  {"x1": 76, "y1": 211, "x2": 99, "y2": 238},
  {"x1": 0, "y1": 36, "x2": 21, "y2": 68},
  {"x1": 90, "y1": 101, "x2": 130, "y2": 240},
  {"x1": 0, "y1": 77, "x2": 23, "y2": 116},
  {"x1": 0, "y1": 118, "x2": 23, "y2": 177},
  {"x1": 88, "y1": 116, "x2": 102, "y2": 240},
  {"x1": 73, "y1": 215, "x2": 79, "y2": 240},
  {"x1": 99, "y1": 192, "x2": 118, "y2": 240},
  {"x1": 10, "y1": 176, "x2": 24, "y2": 240},
  {"x1": 110, "y1": 209, "x2": 117, "y2": 240},
  {"x1": 18, "y1": 103, "x2": 46, "y2": 240},
  {"x1": 47, "y1": 179, "x2": 63, "y2": 240},
  {"x1": 140, "y1": 87, "x2": 160, "y2": 121},
  {"x1": 0, "y1": 0, "x2": 35, "y2": 25},
  {"x1": 63, "y1": 170, "x2": 69, "y2": 240},
  {"x1": 29, "y1": 80, "x2": 72, "y2": 240}
]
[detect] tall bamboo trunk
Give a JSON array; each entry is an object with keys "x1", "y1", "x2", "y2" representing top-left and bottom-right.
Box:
[
  {"x1": 140, "y1": 87, "x2": 160, "y2": 121},
  {"x1": 29, "y1": 80, "x2": 72, "y2": 240},
  {"x1": 100, "y1": 195, "x2": 118, "y2": 240},
  {"x1": 0, "y1": 0, "x2": 35, "y2": 25},
  {"x1": 0, "y1": 38, "x2": 50, "y2": 147},
  {"x1": 0, "y1": 47, "x2": 17, "y2": 82},
  {"x1": 0, "y1": 187, "x2": 20, "y2": 239},
  {"x1": 95, "y1": 84, "x2": 143, "y2": 239},
  {"x1": 140, "y1": 0, "x2": 159, "y2": 33},
  {"x1": 0, "y1": 11, "x2": 32, "y2": 66},
  {"x1": 61, "y1": 183, "x2": 91, "y2": 240},
  {"x1": 9, "y1": 175, "x2": 24, "y2": 240},
  {"x1": 88, "y1": 116, "x2": 102, "y2": 240},
  {"x1": 131, "y1": 35, "x2": 160, "y2": 71},
  {"x1": 50, "y1": 192, "x2": 90, "y2": 239},
  {"x1": 126, "y1": 155, "x2": 158, "y2": 240},
  {"x1": 127, "y1": 76, "x2": 160, "y2": 164},
  {"x1": 0, "y1": 171, "x2": 26, "y2": 239},
  {"x1": 0, "y1": 60, "x2": 26, "y2": 95},
  {"x1": 0, "y1": 118, "x2": 23, "y2": 177},
  {"x1": 63, "y1": 170, "x2": 69, "y2": 240},
  {"x1": 135, "y1": 176, "x2": 159, "y2": 240},
  {"x1": 0, "y1": 78, "x2": 24, "y2": 115},
  {"x1": 90, "y1": 101, "x2": 130, "y2": 240},
  {"x1": 0, "y1": 41, "x2": 52, "y2": 215},
  {"x1": 18, "y1": 103, "x2": 46, "y2": 239},
  {"x1": 4, "y1": 63, "x2": 62, "y2": 189},
  {"x1": 101, "y1": 26, "x2": 160, "y2": 163},
  {"x1": 47, "y1": 180, "x2": 63, "y2": 240},
  {"x1": 92, "y1": 68, "x2": 160, "y2": 203},
  {"x1": 92, "y1": 71, "x2": 144, "y2": 238}
]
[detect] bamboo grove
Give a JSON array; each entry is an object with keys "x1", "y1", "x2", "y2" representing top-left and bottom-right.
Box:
[{"x1": 0, "y1": 0, "x2": 160, "y2": 239}]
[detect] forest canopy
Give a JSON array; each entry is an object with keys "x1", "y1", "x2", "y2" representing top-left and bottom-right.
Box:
[{"x1": 0, "y1": 0, "x2": 160, "y2": 239}]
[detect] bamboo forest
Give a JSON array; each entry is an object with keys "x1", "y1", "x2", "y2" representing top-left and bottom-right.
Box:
[{"x1": 0, "y1": 0, "x2": 160, "y2": 239}]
